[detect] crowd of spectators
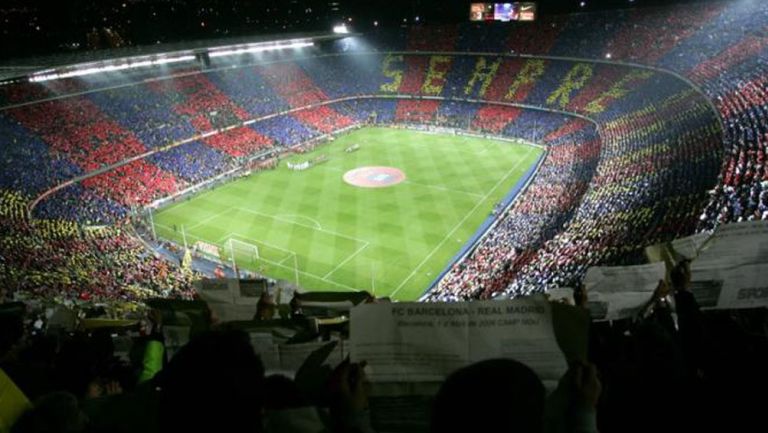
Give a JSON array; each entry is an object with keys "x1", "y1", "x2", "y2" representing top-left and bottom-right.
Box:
[
  {"x1": 503, "y1": 91, "x2": 721, "y2": 296},
  {"x1": 147, "y1": 74, "x2": 276, "y2": 157},
  {"x1": 689, "y1": 44, "x2": 768, "y2": 228},
  {"x1": 431, "y1": 120, "x2": 600, "y2": 301},
  {"x1": 0, "y1": 49, "x2": 728, "y2": 304},
  {"x1": 252, "y1": 115, "x2": 321, "y2": 147},
  {"x1": 2, "y1": 0, "x2": 768, "y2": 308},
  {"x1": 1, "y1": 7, "x2": 768, "y2": 431},
  {"x1": 472, "y1": 105, "x2": 523, "y2": 133},
  {"x1": 148, "y1": 141, "x2": 237, "y2": 185},
  {"x1": 0, "y1": 189, "x2": 195, "y2": 310},
  {"x1": 2, "y1": 262, "x2": 766, "y2": 433}
]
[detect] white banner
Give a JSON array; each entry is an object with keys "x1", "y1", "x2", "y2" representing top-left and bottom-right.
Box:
[
  {"x1": 669, "y1": 232, "x2": 711, "y2": 260},
  {"x1": 248, "y1": 334, "x2": 346, "y2": 375},
  {"x1": 583, "y1": 262, "x2": 665, "y2": 321},
  {"x1": 194, "y1": 241, "x2": 220, "y2": 258},
  {"x1": 690, "y1": 221, "x2": 768, "y2": 309},
  {"x1": 350, "y1": 298, "x2": 568, "y2": 385}
]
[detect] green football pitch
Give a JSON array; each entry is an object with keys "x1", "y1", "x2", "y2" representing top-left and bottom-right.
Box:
[{"x1": 152, "y1": 127, "x2": 542, "y2": 301}]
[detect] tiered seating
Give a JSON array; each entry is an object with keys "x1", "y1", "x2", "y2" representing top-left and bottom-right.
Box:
[
  {"x1": 206, "y1": 67, "x2": 289, "y2": 117},
  {"x1": 88, "y1": 83, "x2": 197, "y2": 148},
  {"x1": 544, "y1": 118, "x2": 597, "y2": 145},
  {"x1": 407, "y1": 25, "x2": 458, "y2": 52},
  {"x1": 504, "y1": 16, "x2": 566, "y2": 55},
  {"x1": 0, "y1": 189, "x2": 195, "y2": 307},
  {"x1": 4, "y1": 0, "x2": 768, "y2": 307},
  {"x1": 0, "y1": 114, "x2": 82, "y2": 196},
  {"x1": 5, "y1": 93, "x2": 181, "y2": 211},
  {"x1": 148, "y1": 74, "x2": 274, "y2": 157},
  {"x1": 397, "y1": 56, "x2": 431, "y2": 94},
  {"x1": 605, "y1": 3, "x2": 723, "y2": 64},
  {"x1": 289, "y1": 106, "x2": 353, "y2": 134},
  {"x1": 437, "y1": 100, "x2": 480, "y2": 128},
  {"x1": 565, "y1": 65, "x2": 640, "y2": 113},
  {"x1": 333, "y1": 99, "x2": 399, "y2": 125},
  {"x1": 695, "y1": 61, "x2": 768, "y2": 227},
  {"x1": 655, "y1": 2, "x2": 768, "y2": 74},
  {"x1": 34, "y1": 185, "x2": 128, "y2": 224},
  {"x1": 395, "y1": 99, "x2": 442, "y2": 123},
  {"x1": 688, "y1": 36, "x2": 768, "y2": 84},
  {"x1": 82, "y1": 160, "x2": 179, "y2": 207},
  {"x1": 502, "y1": 110, "x2": 570, "y2": 143},
  {"x1": 471, "y1": 105, "x2": 522, "y2": 133},
  {"x1": 257, "y1": 62, "x2": 329, "y2": 106},
  {"x1": 7, "y1": 97, "x2": 147, "y2": 171},
  {"x1": 149, "y1": 141, "x2": 235, "y2": 184},
  {"x1": 251, "y1": 115, "x2": 321, "y2": 146},
  {"x1": 505, "y1": 91, "x2": 721, "y2": 295},
  {"x1": 297, "y1": 56, "x2": 389, "y2": 98},
  {"x1": 481, "y1": 58, "x2": 547, "y2": 102},
  {"x1": 258, "y1": 62, "x2": 355, "y2": 133}
]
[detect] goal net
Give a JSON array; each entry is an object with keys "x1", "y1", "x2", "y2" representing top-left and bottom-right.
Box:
[
  {"x1": 224, "y1": 237, "x2": 299, "y2": 284},
  {"x1": 226, "y1": 238, "x2": 261, "y2": 267}
]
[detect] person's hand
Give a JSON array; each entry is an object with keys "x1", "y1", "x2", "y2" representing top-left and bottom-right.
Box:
[
  {"x1": 148, "y1": 308, "x2": 163, "y2": 328},
  {"x1": 86, "y1": 380, "x2": 123, "y2": 399},
  {"x1": 653, "y1": 279, "x2": 670, "y2": 301},
  {"x1": 104, "y1": 380, "x2": 123, "y2": 396},
  {"x1": 571, "y1": 363, "x2": 601, "y2": 408},
  {"x1": 573, "y1": 284, "x2": 588, "y2": 309},
  {"x1": 328, "y1": 359, "x2": 370, "y2": 413}
]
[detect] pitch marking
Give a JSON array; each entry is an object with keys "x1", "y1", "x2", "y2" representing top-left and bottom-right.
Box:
[
  {"x1": 318, "y1": 165, "x2": 483, "y2": 198},
  {"x1": 234, "y1": 207, "x2": 370, "y2": 245},
  {"x1": 275, "y1": 214, "x2": 323, "y2": 230},
  {"x1": 222, "y1": 232, "x2": 358, "y2": 292},
  {"x1": 187, "y1": 207, "x2": 234, "y2": 231},
  {"x1": 322, "y1": 242, "x2": 370, "y2": 280},
  {"x1": 391, "y1": 147, "x2": 536, "y2": 297}
]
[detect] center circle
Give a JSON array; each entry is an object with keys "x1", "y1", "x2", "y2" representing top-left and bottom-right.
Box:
[{"x1": 343, "y1": 166, "x2": 406, "y2": 188}]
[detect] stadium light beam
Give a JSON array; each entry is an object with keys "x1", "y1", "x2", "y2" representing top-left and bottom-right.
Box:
[
  {"x1": 29, "y1": 55, "x2": 195, "y2": 82},
  {"x1": 333, "y1": 24, "x2": 350, "y2": 34},
  {"x1": 208, "y1": 41, "x2": 314, "y2": 58}
]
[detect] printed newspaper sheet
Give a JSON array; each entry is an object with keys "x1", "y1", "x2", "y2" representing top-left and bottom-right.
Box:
[
  {"x1": 690, "y1": 221, "x2": 768, "y2": 309},
  {"x1": 350, "y1": 297, "x2": 574, "y2": 385},
  {"x1": 582, "y1": 262, "x2": 665, "y2": 320}
]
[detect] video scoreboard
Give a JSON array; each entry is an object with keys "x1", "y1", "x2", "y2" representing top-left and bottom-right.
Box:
[{"x1": 469, "y1": 2, "x2": 537, "y2": 22}]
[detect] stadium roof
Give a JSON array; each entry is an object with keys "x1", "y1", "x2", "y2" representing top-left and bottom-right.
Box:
[{"x1": 0, "y1": 31, "x2": 345, "y2": 82}]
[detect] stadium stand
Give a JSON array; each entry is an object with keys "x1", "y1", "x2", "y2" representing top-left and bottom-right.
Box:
[
  {"x1": 0, "y1": 49, "x2": 728, "y2": 300},
  {"x1": 2, "y1": 3, "x2": 768, "y2": 334},
  {"x1": 3, "y1": 2, "x2": 768, "y2": 432},
  {"x1": 146, "y1": 74, "x2": 275, "y2": 157}
]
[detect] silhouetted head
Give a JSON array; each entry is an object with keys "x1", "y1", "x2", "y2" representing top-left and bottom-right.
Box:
[
  {"x1": 158, "y1": 330, "x2": 265, "y2": 432},
  {"x1": 11, "y1": 392, "x2": 87, "y2": 433},
  {"x1": 431, "y1": 359, "x2": 545, "y2": 433},
  {"x1": 256, "y1": 291, "x2": 276, "y2": 321}
]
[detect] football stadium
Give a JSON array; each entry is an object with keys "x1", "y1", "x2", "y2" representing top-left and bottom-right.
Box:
[
  {"x1": 1, "y1": 0, "x2": 767, "y2": 432},
  {"x1": 152, "y1": 127, "x2": 542, "y2": 300}
]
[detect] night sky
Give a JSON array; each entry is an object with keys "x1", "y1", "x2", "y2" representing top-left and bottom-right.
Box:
[{"x1": 0, "y1": 0, "x2": 731, "y2": 60}]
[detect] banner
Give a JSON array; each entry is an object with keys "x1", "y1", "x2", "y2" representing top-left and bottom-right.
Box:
[
  {"x1": 194, "y1": 241, "x2": 220, "y2": 258},
  {"x1": 583, "y1": 262, "x2": 665, "y2": 321},
  {"x1": 247, "y1": 333, "x2": 345, "y2": 374},
  {"x1": 350, "y1": 298, "x2": 574, "y2": 386},
  {"x1": 690, "y1": 221, "x2": 768, "y2": 309}
]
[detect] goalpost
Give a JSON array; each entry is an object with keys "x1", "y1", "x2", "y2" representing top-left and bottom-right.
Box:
[
  {"x1": 225, "y1": 237, "x2": 299, "y2": 285},
  {"x1": 227, "y1": 237, "x2": 260, "y2": 264}
]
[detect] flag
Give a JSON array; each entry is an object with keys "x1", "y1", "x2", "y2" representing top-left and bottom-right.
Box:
[{"x1": 182, "y1": 249, "x2": 193, "y2": 273}]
